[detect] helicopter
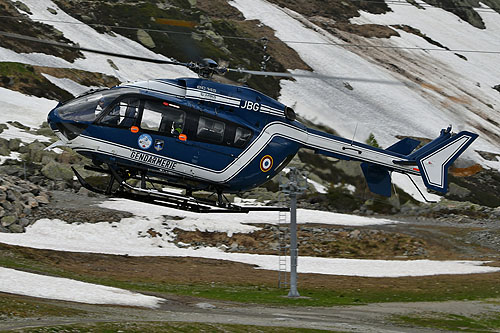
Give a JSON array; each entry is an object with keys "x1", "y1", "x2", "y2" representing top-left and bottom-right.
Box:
[{"x1": 2, "y1": 32, "x2": 478, "y2": 213}]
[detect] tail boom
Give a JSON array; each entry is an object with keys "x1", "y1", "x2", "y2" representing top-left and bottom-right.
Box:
[{"x1": 303, "y1": 127, "x2": 478, "y2": 196}]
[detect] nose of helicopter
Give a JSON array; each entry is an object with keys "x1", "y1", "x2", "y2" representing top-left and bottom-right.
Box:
[
  {"x1": 47, "y1": 107, "x2": 87, "y2": 141},
  {"x1": 47, "y1": 108, "x2": 59, "y2": 131}
]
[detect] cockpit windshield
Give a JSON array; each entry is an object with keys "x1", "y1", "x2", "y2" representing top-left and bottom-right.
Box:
[{"x1": 56, "y1": 88, "x2": 138, "y2": 122}]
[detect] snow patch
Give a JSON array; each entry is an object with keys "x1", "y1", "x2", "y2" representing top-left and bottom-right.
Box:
[
  {"x1": 0, "y1": 267, "x2": 164, "y2": 308},
  {"x1": 0, "y1": 199, "x2": 498, "y2": 277},
  {"x1": 41, "y1": 73, "x2": 98, "y2": 96}
]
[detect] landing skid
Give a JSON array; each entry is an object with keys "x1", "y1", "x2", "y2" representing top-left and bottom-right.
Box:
[{"x1": 72, "y1": 166, "x2": 288, "y2": 213}]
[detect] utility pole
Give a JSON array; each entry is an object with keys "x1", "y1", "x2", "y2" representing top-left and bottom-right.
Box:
[{"x1": 279, "y1": 167, "x2": 307, "y2": 298}]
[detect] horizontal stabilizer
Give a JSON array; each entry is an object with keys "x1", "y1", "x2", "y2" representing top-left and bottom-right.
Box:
[
  {"x1": 361, "y1": 163, "x2": 392, "y2": 197},
  {"x1": 386, "y1": 137, "x2": 420, "y2": 155}
]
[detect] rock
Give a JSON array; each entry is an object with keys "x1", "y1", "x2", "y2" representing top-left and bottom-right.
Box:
[
  {"x1": 195, "y1": 302, "x2": 216, "y2": 309},
  {"x1": 333, "y1": 160, "x2": 363, "y2": 178},
  {"x1": 187, "y1": 0, "x2": 197, "y2": 7},
  {"x1": 8, "y1": 139, "x2": 21, "y2": 151},
  {"x1": 191, "y1": 32, "x2": 203, "y2": 41},
  {"x1": 8, "y1": 223, "x2": 24, "y2": 233},
  {"x1": 349, "y1": 229, "x2": 361, "y2": 239},
  {"x1": 204, "y1": 30, "x2": 224, "y2": 48},
  {"x1": 41, "y1": 161, "x2": 74, "y2": 181},
  {"x1": 1, "y1": 200, "x2": 13, "y2": 211},
  {"x1": 107, "y1": 59, "x2": 119, "y2": 70},
  {"x1": 0, "y1": 207, "x2": 4, "y2": 218},
  {"x1": 447, "y1": 182, "x2": 471, "y2": 198},
  {"x1": 1, "y1": 215, "x2": 17, "y2": 227},
  {"x1": 36, "y1": 127, "x2": 56, "y2": 138},
  {"x1": 13, "y1": 1, "x2": 32, "y2": 14},
  {"x1": 6, "y1": 190, "x2": 19, "y2": 202},
  {"x1": 0, "y1": 138, "x2": 10, "y2": 156},
  {"x1": 47, "y1": 7, "x2": 57, "y2": 15},
  {"x1": 26, "y1": 198, "x2": 39, "y2": 209},
  {"x1": 80, "y1": 15, "x2": 93, "y2": 23},
  {"x1": 230, "y1": 242, "x2": 239, "y2": 251},
  {"x1": 19, "y1": 141, "x2": 47, "y2": 162},
  {"x1": 35, "y1": 195, "x2": 50, "y2": 205},
  {"x1": 137, "y1": 29, "x2": 156, "y2": 49},
  {"x1": 7, "y1": 121, "x2": 30, "y2": 131}
]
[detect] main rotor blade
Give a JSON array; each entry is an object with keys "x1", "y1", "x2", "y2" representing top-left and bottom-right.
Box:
[
  {"x1": 0, "y1": 31, "x2": 187, "y2": 66},
  {"x1": 227, "y1": 68, "x2": 404, "y2": 85}
]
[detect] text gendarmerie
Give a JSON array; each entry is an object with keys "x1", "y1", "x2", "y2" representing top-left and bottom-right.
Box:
[{"x1": 130, "y1": 151, "x2": 177, "y2": 170}]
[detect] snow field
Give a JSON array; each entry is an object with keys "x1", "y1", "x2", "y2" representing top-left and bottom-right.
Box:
[
  {"x1": 0, "y1": 267, "x2": 164, "y2": 308},
  {"x1": 0, "y1": 199, "x2": 498, "y2": 278},
  {"x1": 229, "y1": 0, "x2": 500, "y2": 197}
]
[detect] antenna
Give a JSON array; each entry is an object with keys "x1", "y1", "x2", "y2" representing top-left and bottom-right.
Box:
[{"x1": 350, "y1": 122, "x2": 359, "y2": 146}]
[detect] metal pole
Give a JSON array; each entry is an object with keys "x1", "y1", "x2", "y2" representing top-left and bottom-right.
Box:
[{"x1": 288, "y1": 192, "x2": 300, "y2": 297}]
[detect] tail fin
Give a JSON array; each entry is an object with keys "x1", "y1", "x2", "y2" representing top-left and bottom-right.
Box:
[{"x1": 412, "y1": 130, "x2": 478, "y2": 193}]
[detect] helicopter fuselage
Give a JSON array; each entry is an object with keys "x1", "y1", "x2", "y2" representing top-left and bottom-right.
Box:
[
  {"x1": 47, "y1": 77, "x2": 477, "y2": 198},
  {"x1": 48, "y1": 78, "x2": 304, "y2": 193}
]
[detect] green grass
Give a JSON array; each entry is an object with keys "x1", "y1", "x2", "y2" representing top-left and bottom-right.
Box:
[
  {"x1": 0, "y1": 245, "x2": 498, "y2": 308},
  {"x1": 0, "y1": 294, "x2": 86, "y2": 319},
  {"x1": 9, "y1": 321, "x2": 335, "y2": 333},
  {"x1": 393, "y1": 312, "x2": 500, "y2": 332}
]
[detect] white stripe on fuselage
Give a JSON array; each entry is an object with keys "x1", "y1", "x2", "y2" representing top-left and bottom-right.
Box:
[
  {"x1": 67, "y1": 122, "x2": 418, "y2": 184},
  {"x1": 124, "y1": 80, "x2": 285, "y2": 118}
]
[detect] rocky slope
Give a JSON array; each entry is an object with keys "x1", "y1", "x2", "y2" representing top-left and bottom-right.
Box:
[{"x1": 0, "y1": 0, "x2": 499, "y2": 234}]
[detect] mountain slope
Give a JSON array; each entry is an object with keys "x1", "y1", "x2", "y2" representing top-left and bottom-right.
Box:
[{"x1": 0, "y1": 0, "x2": 499, "y2": 207}]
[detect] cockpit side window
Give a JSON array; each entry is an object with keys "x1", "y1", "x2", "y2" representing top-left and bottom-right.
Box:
[{"x1": 100, "y1": 98, "x2": 140, "y2": 127}]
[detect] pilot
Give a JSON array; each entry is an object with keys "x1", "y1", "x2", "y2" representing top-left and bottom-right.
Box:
[{"x1": 171, "y1": 116, "x2": 183, "y2": 136}]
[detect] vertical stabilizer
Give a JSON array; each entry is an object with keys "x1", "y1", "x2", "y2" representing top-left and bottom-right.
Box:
[{"x1": 415, "y1": 131, "x2": 478, "y2": 193}]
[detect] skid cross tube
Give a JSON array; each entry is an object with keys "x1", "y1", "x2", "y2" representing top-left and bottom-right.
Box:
[{"x1": 73, "y1": 166, "x2": 288, "y2": 213}]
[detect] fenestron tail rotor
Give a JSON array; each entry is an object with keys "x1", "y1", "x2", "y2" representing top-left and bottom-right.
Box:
[{"x1": 0, "y1": 31, "x2": 402, "y2": 84}]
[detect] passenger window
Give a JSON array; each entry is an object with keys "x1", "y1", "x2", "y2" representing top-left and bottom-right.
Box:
[
  {"x1": 141, "y1": 108, "x2": 162, "y2": 131},
  {"x1": 197, "y1": 117, "x2": 225, "y2": 143},
  {"x1": 234, "y1": 127, "x2": 252, "y2": 147},
  {"x1": 100, "y1": 98, "x2": 139, "y2": 127},
  {"x1": 141, "y1": 101, "x2": 185, "y2": 135}
]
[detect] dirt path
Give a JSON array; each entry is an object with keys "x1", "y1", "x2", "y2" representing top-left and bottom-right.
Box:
[{"x1": 1, "y1": 292, "x2": 498, "y2": 332}]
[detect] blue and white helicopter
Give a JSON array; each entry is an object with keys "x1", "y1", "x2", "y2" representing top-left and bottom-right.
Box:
[{"x1": 2, "y1": 32, "x2": 478, "y2": 212}]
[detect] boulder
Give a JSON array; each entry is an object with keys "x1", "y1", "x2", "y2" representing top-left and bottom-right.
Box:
[
  {"x1": 7, "y1": 121, "x2": 30, "y2": 131},
  {"x1": 8, "y1": 224, "x2": 24, "y2": 233},
  {"x1": 8, "y1": 139, "x2": 21, "y2": 151},
  {"x1": 1, "y1": 215, "x2": 17, "y2": 227},
  {"x1": 0, "y1": 200, "x2": 12, "y2": 211},
  {"x1": 0, "y1": 138, "x2": 10, "y2": 156},
  {"x1": 13, "y1": 1, "x2": 32, "y2": 14},
  {"x1": 204, "y1": 30, "x2": 225, "y2": 48},
  {"x1": 137, "y1": 29, "x2": 156, "y2": 49},
  {"x1": 41, "y1": 161, "x2": 74, "y2": 181},
  {"x1": 19, "y1": 141, "x2": 47, "y2": 162},
  {"x1": 446, "y1": 182, "x2": 471, "y2": 198}
]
